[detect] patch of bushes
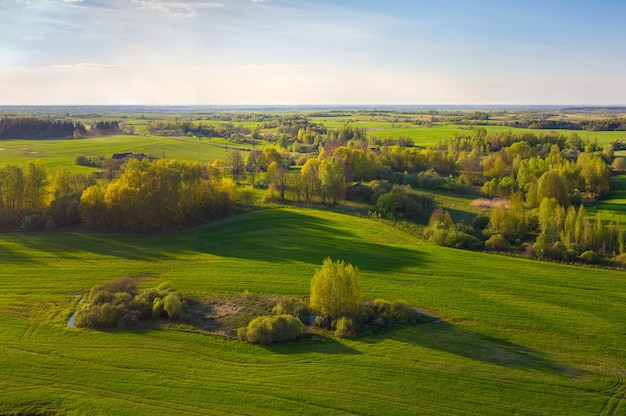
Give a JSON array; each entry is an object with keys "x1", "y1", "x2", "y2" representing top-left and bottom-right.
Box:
[
  {"x1": 485, "y1": 234, "x2": 510, "y2": 251},
  {"x1": 237, "y1": 314, "x2": 306, "y2": 344},
  {"x1": 314, "y1": 298, "x2": 423, "y2": 338},
  {"x1": 74, "y1": 278, "x2": 187, "y2": 328},
  {"x1": 272, "y1": 298, "x2": 310, "y2": 323}
]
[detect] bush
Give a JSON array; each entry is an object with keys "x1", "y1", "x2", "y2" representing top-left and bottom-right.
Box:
[
  {"x1": 579, "y1": 250, "x2": 600, "y2": 264},
  {"x1": 334, "y1": 317, "x2": 356, "y2": 338},
  {"x1": 74, "y1": 278, "x2": 185, "y2": 328},
  {"x1": 240, "y1": 314, "x2": 306, "y2": 344},
  {"x1": 485, "y1": 234, "x2": 510, "y2": 251},
  {"x1": 472, "y1": 215, "x2": 490, "y2": 231},
  {"x1": 272, "y1": 298, "x2": 310, "y2": 323},
  {"x1": 163, "y1": 292, "x2": 186, "y2": 320},
  {"x1": 384, "y1": 301, "x2": 421, "y2": 324},
  {"x1": 45, "y1": 219, "x2": 57, "y2": 231},
  {"x1": 616, "y1": 253, "x2": 626, "y2": 268}
]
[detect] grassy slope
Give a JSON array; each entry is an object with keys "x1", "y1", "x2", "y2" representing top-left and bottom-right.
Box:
[{"x1": 1, "y1": 207, "x2": 625, "y2": 415}]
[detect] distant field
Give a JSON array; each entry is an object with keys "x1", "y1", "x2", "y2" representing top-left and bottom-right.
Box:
[
  {"x1": 0, "y1": 135, "x2": 235, "y2": 169},
  {"x1": 1, "y1": 207, "x2": 624, "y2": 415},
  {"x1": 589, "y1": 174, "x2": 626, "y2": 223},
  {"x1": 367, "y1": 124, "x2": 626, "y2": 147}
]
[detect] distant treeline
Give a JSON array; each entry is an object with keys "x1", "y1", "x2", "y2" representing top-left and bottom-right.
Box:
[
  {"x1": 0, "y1": 118, "x2": 122, "y2": 139},
  {"x1": 503, "y1": 118, "x2": 626, "y2": 131}
]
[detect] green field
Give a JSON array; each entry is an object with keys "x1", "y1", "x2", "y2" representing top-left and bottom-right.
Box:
[
  {"x1": 1, "y1": 207, "x2": 625, "y2": 415},
  {"x1": 367, "y1": 124, "x2": 626, "y2": 147},
  {"x1": 0, "y1": 135, "x2": 235, "y2": 170}
]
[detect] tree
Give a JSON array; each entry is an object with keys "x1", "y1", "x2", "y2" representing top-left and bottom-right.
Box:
[
  {"x1": 319, "y1": 157, "x2": 345, "y2": 203},
  {"x1": 301, "y1": 158, "x2": 320, "y2": 204},
  {"x1": 310, "y1": 258, "x2": 361, "y2": 319},
  {"x1": 537, "y1": 170, "x2": 569, "y2": 207},
  {"x1": 229, "y1": 150, "x2": 245, "y2": 183}
]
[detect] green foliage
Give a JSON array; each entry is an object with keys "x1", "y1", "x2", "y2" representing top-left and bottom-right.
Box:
[
  {"x1": 2, "y1": 206, "x2": 626, "y2": 414},
  {"x1": 334, "y1": 316, "x2": 356, "y2": 338},
  {"x1": 238, "y1": 314, "x2": 306, "y2": 344},
  {"x1": 579, "y1": 250, "x2": 600, "y2": 264},
  {"x1": 74, "y1": 278, "x2": 186, "y2": 328},
  {"x1": 80, "y1": 159, "x2": 235, "y2": 232},
  {"x1": 310, "y1": 258, "x2": 361, "y2": 319},
  {"x1": 485, "y1": 234, "x2": 510, "y2": 251},
  {"x1": 615, "y1": 253, "x2": 626, "y2": 267},
  {"x1": 272, "y1": 298, "x2": 310, "y2": 323}
]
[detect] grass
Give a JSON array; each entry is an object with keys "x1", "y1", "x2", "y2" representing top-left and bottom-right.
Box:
[
  {"x1": 0, "y1": 135, "x2": 234, "y2": 170},
  {"x1": 589, "y1": 174, "x2": 626, "y2": 224},
  {"x1": 1, "y1": 207, "x2": 625, "y2": 415},
  {"x1": 367, "y1": 124, "x2": 626, "y2": 147}
]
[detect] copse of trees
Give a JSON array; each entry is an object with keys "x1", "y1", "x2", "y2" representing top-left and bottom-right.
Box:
[
  {"x1": 80, "y1": 158, "x2": 235, "y2": 232},
  {"x1": 0, "y1": 161, "x2": 92, "y2": 229},
  {"x1": 0, "y1": 117, "x2": 84, "y2": 139}
]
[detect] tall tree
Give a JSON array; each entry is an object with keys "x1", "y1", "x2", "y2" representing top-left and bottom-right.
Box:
[{"x1": 310, "y1": 258, "x2": 361, "y2": 319}]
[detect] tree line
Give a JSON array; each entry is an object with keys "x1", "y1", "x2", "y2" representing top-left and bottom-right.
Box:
[
  {"x1": 80, "y1": 159, "x2": 235, "y2": 232},
  {"x1": 0, "y1": 117, "x2": 123, "y2": 139}
]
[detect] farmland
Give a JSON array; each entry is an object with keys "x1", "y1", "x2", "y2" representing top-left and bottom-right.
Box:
[
  {"x1": 1, "y1": 207, "x2": 625, "y2": 415},
  {"x1": 1, "y1": 106, "x2": 626, "y2": 415}
]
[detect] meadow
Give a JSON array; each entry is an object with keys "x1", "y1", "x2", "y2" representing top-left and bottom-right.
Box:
[
  {"x1": 1, "y1": 207, "x2": 625, "y2": 415},
  {"x1": 0, "y1": 135, "x2": 233, "y2": 170}
]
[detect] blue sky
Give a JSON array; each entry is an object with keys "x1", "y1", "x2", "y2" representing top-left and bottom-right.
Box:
[{"x1": 1, "y1": 0, "x2": 625, "y2": 105}]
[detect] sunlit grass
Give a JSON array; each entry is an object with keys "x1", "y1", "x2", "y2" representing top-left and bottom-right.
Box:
[{"x1": 0, "y1": 207, "x2": 624, "y2": 415}]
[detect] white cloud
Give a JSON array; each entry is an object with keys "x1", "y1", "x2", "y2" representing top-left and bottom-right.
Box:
[
  {"x1": 236, "y1": 63, "x2": 326, "y2": 72},
  {"x1": 251, "y1": 0, "x2": 270, "y2": 3},
  {"x1": 131, "y1": 0, "x2": 222, "y2": 17},
  {"x1": 47, "y1": 63, "x2": 125, "y2": 72},
  {"x1": 62, "y1": 0, "x2": 83, "y2": 3}
]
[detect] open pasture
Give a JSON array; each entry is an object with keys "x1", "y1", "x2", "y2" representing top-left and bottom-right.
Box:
[
  {"x1": 0, "y1": 135, "x2": 233, "y2": 169},
  {"x1": 367, "y1": 124, "x2": 626, "y2": 147},
  {"x1": 1, "y1": 207, "x2": 625, "y2": 415}
]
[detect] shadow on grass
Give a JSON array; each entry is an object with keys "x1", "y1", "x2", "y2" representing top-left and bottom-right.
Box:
[
  {"x1": 260, "y1": 334, "x2": 361, "y2": 355},
  {"x1": 7, "y1": 209, "x2": 429, "y2": 271},
  {"x1": 363, "y1": 320, "x2": 573, "y2": 375}
]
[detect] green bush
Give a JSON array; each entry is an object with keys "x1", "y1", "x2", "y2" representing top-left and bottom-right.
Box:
[
  {"x1": 334, "y1": 317, "x2": 356, "y2": 338},
  {"x1": 472, "y1": 215, "x2": 490, "y2": 231},
  {"x1": 371, "y1": 298, "x2": 391, "y2": 314},
  {"x1": 485, "y1": 234, "x2": 510, "y2": 251},
  {"x1": 163, "y1": 292, "x2": 186, "y2": 320},
  {"x1": 272, "y1": 298, "x2": 310, "y2": 323},
  {"x1": 74, "y1": 278, "x2": 186, "y2": 328},
  {"x1": 615, "y1": 253, "x2": 626, "y2": 268},
  {"x1": 240, "y1": 314, "x2": 306, "y2": 344},
  {"x1": 579, "y1": 250, "x2": 600, "y2": 264},
  {"x1": 384, "y1": 301, "x2": 421, "y2": 324}
]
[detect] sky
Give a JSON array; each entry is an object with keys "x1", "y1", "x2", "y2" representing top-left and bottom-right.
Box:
[{"x1": 1, "y1": 0, "x2": 625, "y2": 105}]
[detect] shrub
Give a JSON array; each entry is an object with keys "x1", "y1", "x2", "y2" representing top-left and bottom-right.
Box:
[
  {"x1": 241, "y1": 314, "x2": 306, "y2": 344},
  {"x1": 45, "y1": 219, "x2": 57, "y2": 231},
  {"x1": 163, "y1": 292, "x2": 186, "y2": 320},
  {"x1": 472, "y1": 215, "x2": 490, "y2": 231},
  {"x1": 384, "y1": 301, "x2": 421, "y2": 324},
  {"x1": 74, "y1": 278, "x2": 185, "y2": 328},
  {"x1": 371, "y1": 298, "x2": 391, "y2": 314},
  {"x1": 616, "y1": 253, "x2": 626, "y2": 268},
  {"x1": 272, "y1": 298, "x2": 310, "y2": 323},
  {"x1": 562, "y1": 249, "x2": 578, "y2": 263},
  {"x1": 485, "y1": 234, "x2": 510, "y2": 251},
  {"x1": 579, "y1": 250, "x2": 600, "y2": 264},
  {"x1": 334, "y1": 317, "x2": 356, "y2": 338}
]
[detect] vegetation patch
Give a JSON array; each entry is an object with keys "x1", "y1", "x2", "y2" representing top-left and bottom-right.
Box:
[{"x1": 74, "y1": 277, "x2": 187, "y2": 328}]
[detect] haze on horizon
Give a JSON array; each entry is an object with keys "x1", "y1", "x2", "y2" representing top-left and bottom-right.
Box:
[{"x1": 1, "y1": 0, "x2": 625, "y2": 106}]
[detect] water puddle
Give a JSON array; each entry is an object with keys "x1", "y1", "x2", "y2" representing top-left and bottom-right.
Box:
[{"x1": 67, "y1": 296, "x2": 85, "y2": 328}]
